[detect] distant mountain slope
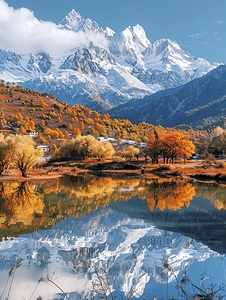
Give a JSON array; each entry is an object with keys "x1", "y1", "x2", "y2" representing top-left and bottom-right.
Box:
[
  {"x1": 0, "y1": 9, "x2": 220, "y2": 112},
  {"x1": 109, "y1": 64, "x2": 226, "y2": 128}
]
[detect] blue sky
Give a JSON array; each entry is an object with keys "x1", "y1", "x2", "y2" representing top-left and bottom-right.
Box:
[{"x1": 3, "y1": 0, "x2": 226, "y2": 63}]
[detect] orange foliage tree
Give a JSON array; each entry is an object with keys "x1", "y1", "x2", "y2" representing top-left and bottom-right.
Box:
[
  {"x1": 40, "y1": 99, "x2": 48, "y2": 108},
  {"x1": 18, "y1": 125, "x2": 26, "y2": 135},
  {"x1": 72, "y1": 127, "x2": 81, "y2": 136},
  {"x1": 90, "y1": 127, "x2": 98, "y2": 137},
  {"x1": 147, "y1": 128, "x2": 195, "y2": 163},
  {"x1": 64, "y1": 131, "x2": 70, "y2": 139},
  {"x1": 160, "y1": 130, "x2": 195, "y2": 163}
]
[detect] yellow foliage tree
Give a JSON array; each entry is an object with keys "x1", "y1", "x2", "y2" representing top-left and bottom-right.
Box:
[
  {"x1": 95, "y1": 122, "x2": 106, "y2": 134},
  {"x1": 90, "y1": 127, "x2": 98, "y2": 137},
  {"x1": 0, "y1": 135, "x2": 14, "y2": 174},
  {"x1": 72, "y1": 127, "x2": 81, "y2": 136},
  {"x1": 80, "y1": 121, "x2": 84, "y2": 130},
  {"x1": 51, "y1": 144, "x2": 58, "y2": 152},
  {"x1": 53, "y1": 135, "x2": 115, "y2": 161},
  {"x1": 40, "y1": 99, "x2": 48, "y2": 108},
  {"x1": 64, "y1": 131, "x2": 70, "y2": 139},
  {"x1": 55, "y1": 128, "x2": 64, "y2": 138},
  {"x1": 43, "y1": 128, "x2": 53, "y2": 136},
  {"x1": 117, "y1": 146, "x2": 140, "y2": 161},
  {"x1": 72, "y1": 117, "x2": 79, "y2": 123},
  {"x1": 40, "y1": 136, "x2": 48, "y2": 144},
  {"x1": 52, "y1": 131, "x2": 59, "y2": 138},
  {"x1": 11, "y1": 135, "x2": 43, "y2": 177}
]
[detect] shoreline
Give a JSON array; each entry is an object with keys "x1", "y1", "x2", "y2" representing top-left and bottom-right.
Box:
[{"x1": 1, "y1": 160, "x2": 226, "y2": 182}]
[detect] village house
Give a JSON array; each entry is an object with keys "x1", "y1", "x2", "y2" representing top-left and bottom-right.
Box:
[{"x1": 27, "y1": 130, "x2": 38, "y2": 138}]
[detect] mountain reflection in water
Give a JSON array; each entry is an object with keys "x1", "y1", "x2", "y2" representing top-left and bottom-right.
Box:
[{"x1": 0, "y1": 176, "x2": 226, "y2": 299}]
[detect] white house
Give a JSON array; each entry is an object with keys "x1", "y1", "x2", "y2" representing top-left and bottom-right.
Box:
[{"x1": 27, "y1": 130, "x2": 38, "y2": 138}]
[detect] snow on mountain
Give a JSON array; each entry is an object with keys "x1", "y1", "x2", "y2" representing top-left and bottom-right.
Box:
[
  {"x1": 58, "y1": 9, "x2": 104, "y2": 34},
  {"x1": 0, "y1": 209, "x2": 221, "y2": 300},
  {"x1": 0, "y1": 10, "x2": 220, "y2": 111}
]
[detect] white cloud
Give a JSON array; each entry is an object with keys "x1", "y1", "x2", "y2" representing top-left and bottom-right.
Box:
[
  {"x1": 0, "y1": 0, "x2": 108, "y2": 56},
  {"x1": 214, "y1": 20, "x2": 223, "y2": 24},
  {"x1": 189, "y1": 33, "x2": 203, "y2": 38}
]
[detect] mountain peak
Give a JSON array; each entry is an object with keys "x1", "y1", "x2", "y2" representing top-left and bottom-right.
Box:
[
  {"x1": 59, "y1": 9, "x2": 83, "y2": 27},
  {"x1": 66, "y1": 9, "x2": 81, "y2": 19},
  {"x1": 58, "y1": 10, "x2": 101, "y2": 33},
  {"x1": 132, "y1": 24, "x2": 150, "y2": 48},
  {"x1": 116, "y1": 24, "x2": 151, "y2": 53}
]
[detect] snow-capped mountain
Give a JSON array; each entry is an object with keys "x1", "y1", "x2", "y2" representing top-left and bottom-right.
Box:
[{"x1": 0, "y1": 9, "x2": 220, "y2": 111}]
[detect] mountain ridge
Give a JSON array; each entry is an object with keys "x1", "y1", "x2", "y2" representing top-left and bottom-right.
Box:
[{"x1": 109, "y1": 64, "x2": 226, "y2": 128}]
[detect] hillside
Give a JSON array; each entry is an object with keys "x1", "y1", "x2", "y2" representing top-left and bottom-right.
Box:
[
  {"x1": 109, "y1": 64, "x2": 226, "y2": 129},
  {"x1": 0, "y1": 82, "x2": 154, "y2": 149}
]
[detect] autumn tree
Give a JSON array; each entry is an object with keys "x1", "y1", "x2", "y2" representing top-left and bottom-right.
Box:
[
  {"x1": 161, "y1": 130, "x2": 195, "y2": 163},
  {"x1": 0, "y1": 135, "x2": 14, "y2": 174},
  {"x1": 147, "y1": 128, "x2": 162, "y2": 163},
  {"x1": 117, "y1": 146, "x2": 140, "y2": 161},
  {"x1": 55, "y1": 128, "x2": 64, "y2": 138},
  {"x1": 90, "y1": 127, "x2": 98, "y2": 137},
  {"x1": 53, "y1": 135, "x2": 115, "y2": 161},
  {"x1": 39, "y1": 99, "x2": 48, "y2": 108},
  {"x1": 52, "y1": 131, "x2": 59, "y2": 138},
  {"x1": 11, "y1": 135, "x2": 43, "y2": 177},
  {"x1": 51, "y1": 144, "x2": 57, "y2": 152},
  {"x1": 40, "y1": 136, "x2": 48, "y2": 144},
  {"x1": 18, "y1": 125, "x2": 26, "y2": 135},
  {"x1": 80, "y1": 121, "x2": 84, "y2": 130},
  {"x1": 43, "y1": 128, "x2": 53, "y2": 136},
  {"x1": 72, "y1": 117, "x2": 79, "y2": 123},
  {"x1": 89, "y1": 139, "x2": 115, "y2": 160},
  {"x1": 72, "y1": 127, "x2": 81, "y2": 136},
  {"x1": 1, "y1": 118, "x2": 7, "y2": 126},
  {"x1": 147, "y1": 129, "x2": 195, "y2": 164},
  {"x1": 95, "y1": 122, "x2": 106, "y2": 134},
  {"x1": 64, "y1": 131, "x2": 70, "y2": 139}
]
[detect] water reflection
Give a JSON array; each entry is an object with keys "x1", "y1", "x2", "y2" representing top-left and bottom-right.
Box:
[
  {"x1": 1, "y1": 176, "x2": 226, "y2": 239},
  {"x1": 0, "y1": 181, "x2": 44, "y2": 226},
  {"x1": 146, "y1": 181, "x2": 196, "y2": 211},
  {"x1": 0, "y1": 208, "x2": 225, "y2": 300},
  {"x1": 0, "y1": 176, "x2": 226, "y2": 299}
]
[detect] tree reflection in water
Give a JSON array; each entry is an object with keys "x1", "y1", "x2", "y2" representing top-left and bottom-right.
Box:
[
  {"x1": 0, "y1": 176, "x2": 226, "y2": 238},
  {"x1": 146, "y1": 181, "x2": 196, "y2": 212},
  {"x1": 0, "y1": 181, "x2": 44, "y2": 226}
]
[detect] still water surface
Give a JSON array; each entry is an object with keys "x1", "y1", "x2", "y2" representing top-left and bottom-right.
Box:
[{"x1": 0, "y1": 176, "x2": 226, "y2": 300}]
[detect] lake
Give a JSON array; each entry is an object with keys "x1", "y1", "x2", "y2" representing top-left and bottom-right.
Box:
[{"x1": 0, "y1": 175, "x2": 226, "y2": 300}]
